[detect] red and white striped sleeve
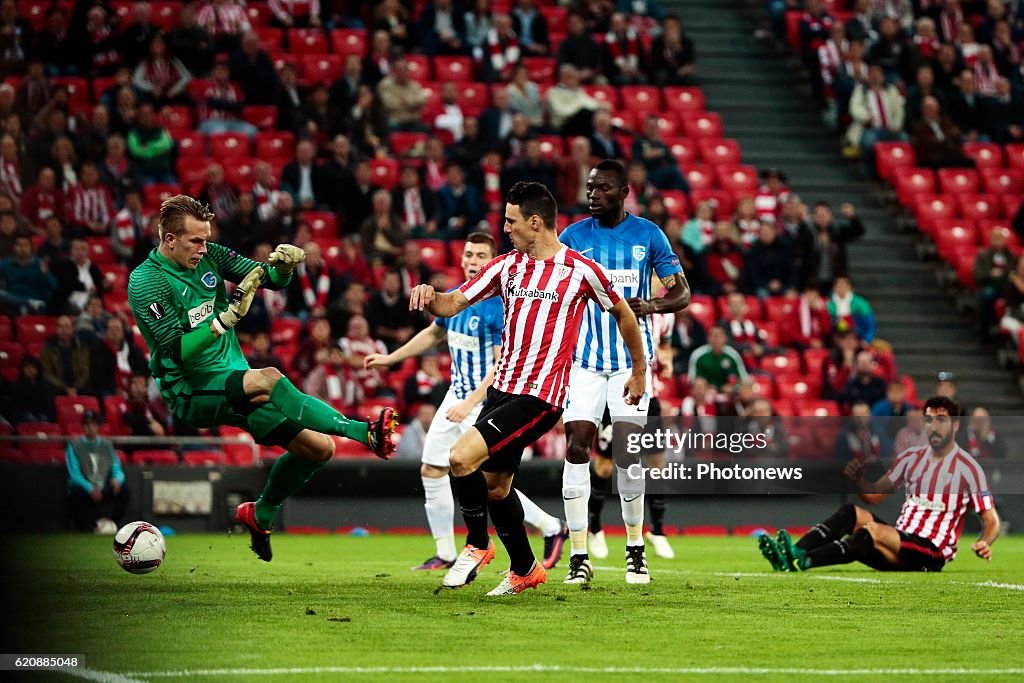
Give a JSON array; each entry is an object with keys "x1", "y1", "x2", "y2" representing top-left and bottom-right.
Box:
[
  {"x1": 885, "y1": 447, "x2": 921, "y2": 489},
  {"x1": 458, "y1": 253, "x2": 507, "y2": 305},
  {"x1": 576, "y1": 254, "x2": 621, "y2": 312},
  {"x1": 960, "y1": 453, "x2": 995, "y2": 513}
]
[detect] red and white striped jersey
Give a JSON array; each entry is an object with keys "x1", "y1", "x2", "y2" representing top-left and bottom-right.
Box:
[
  {"x1": 885, "y1": 444, "x2": 995, "y2": 561},
  {"x1": 458, "y1": 246, "x2": 621, "y2": 407}
]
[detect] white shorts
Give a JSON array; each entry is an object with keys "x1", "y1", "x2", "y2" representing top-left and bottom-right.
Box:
[
  {"x1": 420, "y1": 387, "x2": 484, "y2": 468},
  {"x1": 563, "y1": 365, "x2": 652, "y2": 427}
]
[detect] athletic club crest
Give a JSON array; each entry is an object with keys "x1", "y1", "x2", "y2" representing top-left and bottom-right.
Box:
[
  {"x1": 632, "y1": 245, "x2": 646, "y2": 261},
  {"x1": 201, "y1": 272, "x2": 217, "y2": 289},
  {"x1": 554, "y1": 265, "x2": 571, "y2": 280}
]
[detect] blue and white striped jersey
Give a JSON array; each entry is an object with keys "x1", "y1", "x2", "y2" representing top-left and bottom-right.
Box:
[
  {"x1": 559, "y1": 214, "x2": 682, "y2": 372},
  {"x1": 434, "y1": 295, "x2": 504, "y2": 400}
]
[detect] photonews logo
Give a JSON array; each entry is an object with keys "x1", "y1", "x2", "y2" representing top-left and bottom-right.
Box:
[{"x1": 187, "y1": 300, "x2": 216, "y2": 327}]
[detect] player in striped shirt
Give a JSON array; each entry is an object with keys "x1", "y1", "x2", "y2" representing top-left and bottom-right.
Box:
[
  {"x1": 760, "y1": 396, "x2": 1000, "y2": 572},
  {"x1": 408, "y1": 182, "x2": 648, "y2": 596},
  {"x1": 559, "y1": 160, "x2": 690, "y2": 586},
  {"x1": 365, "y1": 233, "x2": 568, "y2": 572},
  {"x1": 127, "y1": 196, "x2": 398, "y2": 563}
]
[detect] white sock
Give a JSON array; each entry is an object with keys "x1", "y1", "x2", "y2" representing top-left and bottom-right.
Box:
[
  {"x1": 517, "y1": 489, "x2": 563, "y2": 536},
  {"x1": 562, "y1": 461, "x2": 591, "y2": 555},
  {"x1": 617, "y1": 466, "x2": 645, "y2": 547},
  {"x1": 422, "y1": 475, "x2": 456, "y2": 561}
]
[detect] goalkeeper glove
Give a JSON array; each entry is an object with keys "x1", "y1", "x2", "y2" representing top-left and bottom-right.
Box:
[
  {"x1": 212, "y1": 266, "x2": 263, "y2": 335},
  {"x1": 268, "y1": 243, "x2": 306, "y2": 276}
]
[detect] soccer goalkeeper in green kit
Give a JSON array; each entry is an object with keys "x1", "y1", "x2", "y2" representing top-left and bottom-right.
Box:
[{"x1": 128, "y1": 195, "x2": 398, "y2": 561}]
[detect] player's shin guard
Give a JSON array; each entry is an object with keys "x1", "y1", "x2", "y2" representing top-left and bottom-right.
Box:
[
  {"x1": 489, "y1": 491, "x2": 535, "y2": 577},
  {"x1": 803, "y1": 528, "x2": 873, "y2": 569},
  {"x1": 422, "y1": 475, "x2": 457, "y2": 562},
  {"x1": 452, "y1": 470, "x2": 490, "y2": 549},
  {"x1": 268, "y1": 377, "x2": 370, "y2": 442},
  {"x1": 562, "y1": 461, "x2": 591, "y2": 555},
  {"x1": 516, "y1": 489, "x2": 563, "y2": 537},
  {"x1": 617, "y1": 465, "x2": 645, "y2": 546},
  {"x1": 647, "y1": 494, "x2": 667, "y2": 536},
  {"x1": 255, "y1": 452, "x2": 328, "y2": 528},
  {"x1": 797, "y1": 503, "x2": 857, "y2": 551},
  {"x1": 588, "y1": 463, "x2": 612, "y2": 534}
]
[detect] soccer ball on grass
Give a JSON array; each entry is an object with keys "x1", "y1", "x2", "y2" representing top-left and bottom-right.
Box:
[{"x1": 113, "y1": 521, "x2": 166, "y2": 574}]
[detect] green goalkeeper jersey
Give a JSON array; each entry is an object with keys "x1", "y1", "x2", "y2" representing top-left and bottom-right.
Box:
[{"x1": 128, "y1": 243, "x2": 279, "y2": 389}]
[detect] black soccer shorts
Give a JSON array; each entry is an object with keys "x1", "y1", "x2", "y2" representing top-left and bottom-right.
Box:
[
  {"x1": 474, "y1": 388, "x2": 563, "y2": 473},
  {"x1": 862, "y1": 527, "x2": 947, "y2": 572}
]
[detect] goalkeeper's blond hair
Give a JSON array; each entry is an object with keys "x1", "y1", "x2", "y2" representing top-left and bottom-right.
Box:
[{"x1": 159, "y1": 195, "x2": 215, "y2": 239}]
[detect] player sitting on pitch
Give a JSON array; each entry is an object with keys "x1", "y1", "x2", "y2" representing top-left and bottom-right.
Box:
[
  {"x1": 365, "y1": 232, "x2": 568, "y2": 572},
  {"x1": 128, "y1": 195, "x2": 399, "y2": 562},
  {"x1": 759, "y1": 396, "x2": 1000, "y2": 572}
]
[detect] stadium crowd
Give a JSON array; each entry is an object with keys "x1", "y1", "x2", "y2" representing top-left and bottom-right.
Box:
[{"x1": 0, "y1": 0, "x2": 1007, "y2": 467}]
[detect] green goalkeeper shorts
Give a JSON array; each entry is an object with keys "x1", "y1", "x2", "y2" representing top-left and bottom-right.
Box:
[{"x1": 161, "y1": 369, "x2": 304, "y2": 448}]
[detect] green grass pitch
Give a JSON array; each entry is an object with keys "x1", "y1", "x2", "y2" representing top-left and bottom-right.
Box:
[{"x1": 4, "y1": 532, "x2": 1023, "y2": 682}]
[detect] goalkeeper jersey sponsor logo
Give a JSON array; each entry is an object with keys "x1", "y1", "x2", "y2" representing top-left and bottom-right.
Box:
[{"x1": 187, "y1": 299, "x2": 216, "y2": 327}]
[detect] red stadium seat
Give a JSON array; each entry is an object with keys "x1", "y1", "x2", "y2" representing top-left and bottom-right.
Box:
[
  {"x1": 133, "y1": 449, "x2": 179, "y2": 466},
  {"x1": 874, "y1": 142, "x2": 915, "y2": 182},
  {"x1": 288, "y1": 28, "x2": 329, "y2": 55},
  {"x1": 958, "y1": 194, "x2": 1002, "y2": 222},
  {"x1": 681, "y1": 112, "x2": 724, "y2": 139},
  {"x1": 980, "y1": 168, "x2": 1024, "y2": 196},
  {"x1": 16, "y1": 422, "x2": 63, "y2": 437},
  {"x1": 932, "y1": 218, "x2": 977, "y2": 262},
  {"x1": 684, "y1": 165, "x2": 716, "y2": 192},
  {"x1": 763, "y1": 296, "x2": 795, "y2": 325},
  {"x1": 653, "y1": 114, "x2": 679, "y2": 138},
  {"x1": 609, "y1": 111, "x2": 638, "y2": 132},
  {"x1": 255, "y1": 131, "x2": 295, "y2": 160},
  {"x1": 582, "y1": 85, "x2": 619, "y2": 109},
  {"x1": 686, "y1": 295, "x2": 717, "y2": 329},
  {"x1": 182, "y1": 451, "x2": 224, "y2": 467},
  {"x1": 539, "y1": 4, "x2": 568, "y2": 31},
  {"x1": 522, "y1": 57, "x2": 557, "y2": 83},
  {"x1": 620, "y1": 86, "x2": 662, "y2": 115},
  {"x1": 691, "y1": 189, "x2": 735, "y2": 218},
  {"x1": 405, "y1": 54, "x2": 432, "y2": 81},
  {"x1": 99, "y1": 263, "x2": 128, "y2": 293},
  {"x1": 784, "y1": 10, "x2": 802, "y2": 48},
  {"x1": 144, "y1": 183, "x2": 182, "y2": 212},
  {"x1": 665, "y1": 138, "x2": 698, "y2": 167},
  {"x1": 176, "y1": 158, "x2": 213, "y2": 194},
  {"x1": 716, "y1": 164, "x2": 760, "y2": 196},
  {"x1": 978, "y1": 220, "x2": 1022, "y2": 251},
  {"x1": 660, "y1": 190, "x2": 689, "y2": 219},
  {"x1": 300, "y1": 211, "x2": 338, "y2": 239},
  {"x1": 913, "y1": 195, "x2": 956, "y2": 237},
  {"x1": 209, "y1": 132, "x2": 251, "y2": 161},
  {"x1": 963, "y1": 142, "x2": 1004, "y2": 169},
  {"x1": 951, "y1": 245, "x2": 979, "y2": 289},
  {"x1": 103, "y1": 395, "x2": 129, "y2": 435},
  {"x1": 269, "y1": 51, "x2": 299, "y2": 73},
  {"x1": 795, "y1": 399, "x2": 840, "y2": 417},
  {"x1": 242, "y1": 105, "x2": 278, "y2": 130},
  {"x1": 698, "y1": 138, "x2": 741, "y2": 166},
  {"x1": 19, "y1": 0, "x2": 50, "y2": 30},
  {"x1": 803, "y1": 347, "x2": 831, "y2": 377},
  {"x1": 16, "y1": 315, "x2": 56, "y2": 343},
  {"x1": 270, "y1": 317, "x2": 304, "y2": 347},
  {"x1": 389, "y1": 131, "x2": 428, "y2": 157},
  {"x1": 370, "y1": 159, "x2": 400, "y2": 189},
  {"x1": 26, "y1": 448, "x2": 67, "y2": 465},
  {"x1": 330, "y1": 28, "x2": 368, "y2": 57},
  {"x1": 761, "y1": 352, "x2": 802, "y2": 376},
  {"x1": 937, "y1": 168, "x2": 980, "y2": 195},
  {"x1": 447, "y1": 240, "x2": 466, "y2": 266},
  {"x1": 224, "y1": 159, "x2": 256, "y2": 190},
  {"x1": 895, "y1": 168, "x2": 935, "y2": 206},
  {"x1": 301, "y1": 54, "x2": 343, "y2": 84},
  {"x1": 1003, "y1": 194, "x2": 1022, "y2": 219},
  {"x1": 537, "y1": 135, "x2": 564, "y2": 160},
  {"x1": 246, "y1": 2, "x2": 270, "y2": 26},
  {"x1": 433, "y1": 56, "x2": 474, "y2": 82},
  {"x1": 411, "y1": 239, "x2": 448, "y2": 272},
  {"x1": 51, "y1": 77, "x2": 89, "y2": 105},
  {"x1": 0, "y1": 342, "x2": 22, "y2": 375},
  {"x1": 456, "y1": 83, "x2": 490, "y2": 115},
  {"x1": 0, "y1": 317, "x2": 9, "y2": 343},
  {"x1": 748, "y1": 375, "x2": 775, "y2": 399},
  {"x1": 254, "y1": 26, "x2": 283, "y2": 50},
  {"x1": 663, "y1": 87, "x2": 705, "y2": 113},
  {"x1": 173, "y1": 131, "x2": 205, "y2": 158},
  {"x1": 1006, "y1": 144, "x2": 1024, "y2": 170},
  {"x1": 717, "y1": 294, "x2": 763, "y2": 320},
  {"x1": 151, "y1": 1, "x2": 181, "y2": 30},
  {"x1": 55, "y1": 395, "x2": 101, "y2": 425},
  {"x1": 103, "y1": 290, "x2": 131, "y2": 315}
]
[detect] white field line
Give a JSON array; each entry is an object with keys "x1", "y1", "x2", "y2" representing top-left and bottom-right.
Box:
[
  {"x1": 119, "y1": 665, "x2": 1024, "y2": 678},
  {"x1": 56, "y1": 667, "x2": 147, "y2": 683}
]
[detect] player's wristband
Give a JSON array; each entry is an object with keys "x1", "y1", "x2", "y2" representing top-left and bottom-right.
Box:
[{"x1": 211, "y1": 315, "x2": 230, "y2": 336}]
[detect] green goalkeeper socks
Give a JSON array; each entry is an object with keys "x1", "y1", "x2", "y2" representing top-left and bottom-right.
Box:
[
  {"x1": 268, "y1": 377, "x2": 369, "y2": 443},
  {"x1": 254, "y1": 452, "x2": 327, "y2": 529}
]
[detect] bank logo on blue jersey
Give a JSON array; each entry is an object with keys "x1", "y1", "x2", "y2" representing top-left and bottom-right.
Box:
[
  {"x1": 632, "y1": 245, "x2": 646, "y2": 261},
  {"x1": 468, "y1": 316, "x2": 480, "y2": 331},
  {"x1": 201, "y1": 272, "x2": 217, "y2": 289}
]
